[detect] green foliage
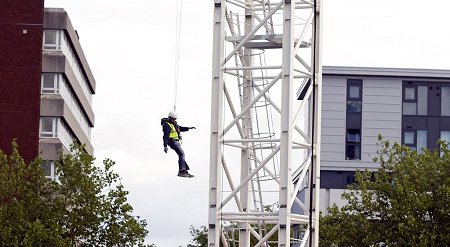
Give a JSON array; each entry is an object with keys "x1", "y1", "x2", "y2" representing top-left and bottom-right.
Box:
[
  {"x1": 0, "y1": 141, "x2": 153, "y2": 247},
  {"x1": 0, "y1": 141, "x2": 67, "y2": 246},
  {"x1": 320, "y1": 137, "x2": 450, "y2": 247},
  {"x1": 187, "y1": 225, "x2": 208, "y2": 247}
]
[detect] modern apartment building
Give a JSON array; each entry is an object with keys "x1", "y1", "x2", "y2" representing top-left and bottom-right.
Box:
[
  {"x1": 318, "y1": 65, "x2": 450, "y2": 213},
  {"x1": 0, "y1": 1, "x2": 95, "y2": 180}
]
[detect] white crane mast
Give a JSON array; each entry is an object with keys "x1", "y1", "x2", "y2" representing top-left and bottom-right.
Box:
[{"x1": 209, "y1": 0, "x2": 322, "y2": 246}]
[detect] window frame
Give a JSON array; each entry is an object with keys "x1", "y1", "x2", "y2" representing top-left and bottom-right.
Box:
[
  {"x1": 43, "y1": 30, "x2": 62, "y2": 50},
  {"x1": 40, "y1": 117, "x2": 58, "y2": 138},
  {"x1": 42, "y1": 161, "x2": 58, "y2": 181},
  {"x1": 441, "y1": 86, "x2": 450, "y2": 116},
  {"x1": 41, "y1": 73, "x2": 60, "y2": 94},
  {"x1": 402, "y1": 85, "x2": 418, "y2": 115},
  {"x1": 346, "y1": 80, "x2": 362, "y2": 114},
  {"x1": 345, "y1": 79, "x2": 363, "y2": 160},
  {"x1": 403, "y1": 129, "x2": 428, "y2": 153},
  {"x1": 345, "y1": 129, "x2": 361, "y2": 160},
  {"x1": 403, "y1": 130, "x2": 416, "y2": 146}
]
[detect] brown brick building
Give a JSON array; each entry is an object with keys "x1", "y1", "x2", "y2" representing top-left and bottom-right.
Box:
[{"x1": 0, "y1": 0, "x2": 96, "y2": 179}]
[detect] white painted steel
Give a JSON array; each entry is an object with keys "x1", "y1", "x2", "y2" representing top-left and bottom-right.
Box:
[
  {"x1": 209, "y1": 1, "x2": 225, "y2": 246},
  {"x1": 209, "y1": 0, "x2": 322, "y2": 246}
]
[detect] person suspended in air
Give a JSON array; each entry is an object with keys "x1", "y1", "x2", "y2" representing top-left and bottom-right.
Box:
[{"x1": 161, "y1": 111, "x2": 196, "y2": 178}]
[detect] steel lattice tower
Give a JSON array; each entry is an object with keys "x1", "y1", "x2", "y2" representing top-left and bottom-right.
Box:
[{"x1": 209, "y1": 0, "x2": 322, "y2": 246}]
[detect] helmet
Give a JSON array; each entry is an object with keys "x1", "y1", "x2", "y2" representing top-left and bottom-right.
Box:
[{"x1": 168, "y1": 111, "x2": 178, "y2": 119}]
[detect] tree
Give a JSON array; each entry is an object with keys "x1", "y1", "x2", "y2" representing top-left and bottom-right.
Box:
[
  {"x1": 0, "y1": 141, "x2": 67, "y2": 246},
  {"x1": 0, "y1": 141, "x2": 154, "y2": 246},
  {"x1": 187, "y1": 225, "x2": 208, "y2": 247},
  {"x1": 320, "y1": 137, "x2": 450, "y2": 247}
]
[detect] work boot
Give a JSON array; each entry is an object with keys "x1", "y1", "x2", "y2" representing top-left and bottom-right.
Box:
[{"x1": 178, "y1": 171, "x2": 194, "y2": 178}]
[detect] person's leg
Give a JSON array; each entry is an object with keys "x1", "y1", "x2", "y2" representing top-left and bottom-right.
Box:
[{"x1": 169, "y1": 140, "x2": 190, "y2": 172}]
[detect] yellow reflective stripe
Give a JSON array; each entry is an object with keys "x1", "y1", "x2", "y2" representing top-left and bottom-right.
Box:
[{"x1": 167, "y1": 122, "x2": 179, "y2": 140}]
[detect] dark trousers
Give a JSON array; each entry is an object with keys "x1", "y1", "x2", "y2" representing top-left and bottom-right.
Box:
[{"x1": 168, "y1": 139, "x2": 190, "y2": 172}]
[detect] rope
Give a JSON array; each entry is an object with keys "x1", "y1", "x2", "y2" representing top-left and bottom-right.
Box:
[{"x1": 174, "y1": 0, "x2": 183, "y2": 111}]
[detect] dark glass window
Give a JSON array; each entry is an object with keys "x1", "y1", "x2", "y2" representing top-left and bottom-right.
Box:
[
  {"x1": 346, "y1": 129, "x2": 361, "y2": 160},
  {"x1": 347, "y1": 81, "x2": 362, "y2": 114},
  {"x1": 402, "y1": 129, "x2": 427, "y2": 153},
  {"x1": 347, "y1": 129, "x2": 361, "y2": 143},
  {"x1": 346, "y1": 79, "x2": 362, "y2": 160},
  {"x1": 402, "y1": 85, "x2": 427, "y2": 116},
  {"x1": 442, "y1": 87, "x2": 450, "y2": 116}
]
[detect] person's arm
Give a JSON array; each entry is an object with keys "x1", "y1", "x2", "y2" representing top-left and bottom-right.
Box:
[
  {"x1": 179, "y1": 125, "x2": 196, "y2": 132},
  {"x1": 162, "y1": 123, "x2": 171, "y2": 147}
]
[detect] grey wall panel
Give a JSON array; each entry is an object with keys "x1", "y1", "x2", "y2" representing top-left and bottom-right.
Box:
[
  {"x1": 364, "y1": 120, "x2": 400, "y2": 129},
  {"x1": 322, "y1": 102, "x2": 345, "y2": 111},
  {"x1": 322, "y1": 119, "x2": 346, "y2": 128},
  {"x1": 323, "y1": 85, "x2": 346, "y2": 95},
  {"x1": 364, "y1": 95, "x2": 399, "y2": 104},
  {"x1": 364, "y1": 103, "x2": 401, "y2": 113},
  {"x1": 322, "y1": 111, "x2": 346, "y2": 120},
  {"x1": 321, "y1": 160, "x2": 379, "y2": 170},
  {"x1": 321, "y1": 77, "x2": 346, "y2": 164},
  {"x1": 364, "y1": 112, "x2": 400, "y2": 121},
  {"x1": 39, "y1": 141, "x2": 63, "y2": 160},
  {"x1": 322, "y1": 135, "x2": 344, "y2": 144},
  {"x1": 364, "y1": 128, "x2": 400, "y2": 138},
  {"x1": 40, "y1": 96, "x2": 64, "y2": 116},
  {"x1": 321, "y1": 151, "x2": 344, "y2": 161},
  {"x1": 322, "y1": 95, "x2": 346, "y2": 103},
  {"x1": 322, "y1": 143, "x2": 344, "y2": 152},
  {"x1": 362, "y1": 79, "x2": 402, "y2": 162},
  {"x1": 321, "y1": 126, "x2": 344, "y2": 136}
]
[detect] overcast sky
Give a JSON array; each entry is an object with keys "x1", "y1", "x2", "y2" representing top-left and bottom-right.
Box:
[{"x1": 43, "y1": 0, "x2": 450, "y2": 246}]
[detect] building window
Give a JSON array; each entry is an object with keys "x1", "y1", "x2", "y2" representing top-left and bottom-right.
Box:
[
  {"x1": 346, "y1": 129, "x2": 361, "y2": 160},
  {"x1": 347, "y1": 81, "x2": 362, "y2": 113},
  {"x1": 403, "y1": 85, "x2": 427, "y2": 115},
  {"x1": 41, "y1": 73, "x2": 60, "y2": 94},
  {"x1": 441, "y1": 131, "x2": 450, "y2": 143},
  {"x1": 43, "y1": 30, "x2": 61, "y2": 50},
  {"x1": 42, "y1": 161, "x2": 58, "y2": 181},
  {"x1": 346, "y1": 79, "x2": 362, "y2": 160},
  {"x1": 40, "y1": 117, "x2": 58, "y2": 138},
  {"x1": 417, "y1": 130, "x2": 427, "y2": 153},
  {"x1": 441, "y1": 87, "x2": 450, "y2": 116},
  {"x1": 403, "y1": 130, "x2": 427, "y2": 153}
]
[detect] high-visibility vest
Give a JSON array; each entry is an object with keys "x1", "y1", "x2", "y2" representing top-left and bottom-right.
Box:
[{"x1": 167, "y1": 122, "x2": 179, "y2": 140}]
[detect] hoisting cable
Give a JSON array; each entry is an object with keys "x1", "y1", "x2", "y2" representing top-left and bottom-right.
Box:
[{"x1": 173, "y1": 0, "x2": 183, "y2": 111}]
